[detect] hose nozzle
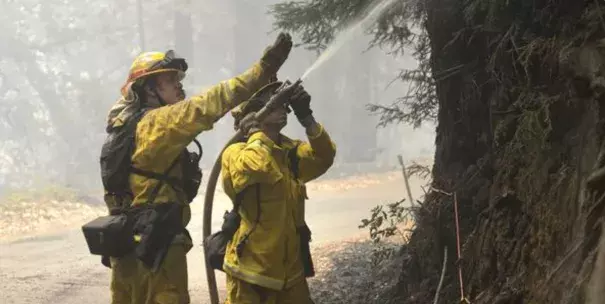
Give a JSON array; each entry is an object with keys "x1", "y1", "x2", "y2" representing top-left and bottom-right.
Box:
[
  {"x1": 275, "y1": 78, "x2": 302, "y2": 93},
  {"x1": 255, "y1": 79, "x2": 303, "y2": 121}
]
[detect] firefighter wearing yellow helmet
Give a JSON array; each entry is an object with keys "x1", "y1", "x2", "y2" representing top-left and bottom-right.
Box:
[
  {"x1": 104, "y1": 33, "x2": 293, "y2": 304},
  {"x1": 119, "y1": 50, "x2": 188, "y2": 97}
]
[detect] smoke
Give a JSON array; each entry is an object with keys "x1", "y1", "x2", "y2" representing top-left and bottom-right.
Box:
[{"x1": 0, "y1": 0, "x2": 435, "y2": 196}]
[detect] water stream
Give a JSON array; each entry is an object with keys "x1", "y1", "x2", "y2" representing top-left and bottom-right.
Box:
[{"x1": 300, "y1": 0, "x2": 401, "y2": 81}]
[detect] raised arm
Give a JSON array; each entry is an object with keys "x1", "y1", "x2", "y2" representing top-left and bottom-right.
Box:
[
  {"x1": 288, "y1": 84, "x2": 336, "y2": 182},
  {"x1": 295, "y1": 123, "x2": 337, "y2": 183},
  {"x1": 136, "y1": 33, "x2": 293, "y2": 161}
]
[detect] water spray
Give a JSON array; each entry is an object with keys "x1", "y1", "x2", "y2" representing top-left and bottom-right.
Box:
[{"x1": 301, "y1": 0, "x2": 400, "y2": 81}]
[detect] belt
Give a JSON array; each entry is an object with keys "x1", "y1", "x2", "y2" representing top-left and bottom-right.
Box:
[{"x1": 134, "y1": 231, "x2": 193, "y2": 250}]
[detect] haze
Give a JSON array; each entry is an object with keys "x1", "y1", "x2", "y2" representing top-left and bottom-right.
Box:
[{"x1": 0, "y1": 0, "x2": 434, "y2": 197}]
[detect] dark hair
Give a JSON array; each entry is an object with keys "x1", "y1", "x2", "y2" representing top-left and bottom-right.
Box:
[{"x1": 131, "y1": 76, "x2": 159, "y2": 106}]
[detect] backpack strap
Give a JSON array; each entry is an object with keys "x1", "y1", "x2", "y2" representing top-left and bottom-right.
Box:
[
  {"x1": 287, "y1": 143, "x2": 313, "y2": 276},
  {"x1": 288, "y1": 143, "x2": 310, "y2": 226},
  {"x1": 234, "y1": 184, "x2": 261, "y2": 257},
  {"x1": 141, "y1": 155, "x2": 183, "y2": 205},
  {"x1": 287, "y1": 143, "x2": 301, "y2": 180},
  {"x1": 117, "y1": 108, "x2": 180, "y2": 204},
  {"x1": 128, "y1": 110, "x2": 203, "y2": 204},
  {"x1": 191, "y1": 138, "x2": 203, "y2": 162},
  {"x1": 131, "y1": 165, "x2": 182, "y2": 188},
  {"x1": 134, "y1": 138, "x2": 203, "y2": 202},
  {"x1": 233, "y1": 184, "x2": 260, "y2": 217},
  {"x1": 233, "y1": 142, "x2": 300, "y2": 257}
]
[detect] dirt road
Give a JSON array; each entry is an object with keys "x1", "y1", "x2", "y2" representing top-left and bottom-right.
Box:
[{"x1": 0, "y1": 171, "x2": 426, "y2": 304}]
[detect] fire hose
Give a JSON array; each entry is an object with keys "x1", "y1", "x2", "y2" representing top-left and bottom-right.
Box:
[{"x1": 202, "y1": 79, "x2": 303, "y2": 304}]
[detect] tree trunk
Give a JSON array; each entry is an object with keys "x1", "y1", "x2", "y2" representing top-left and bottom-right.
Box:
[{"x1": 392, "y1": 1, "x2": 605, "y2": 303}]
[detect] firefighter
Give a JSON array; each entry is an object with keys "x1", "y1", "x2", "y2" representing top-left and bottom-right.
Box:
[
  {"x1": 105, "y1": 33, "x2": 293, "y2": 304},
  {"x1": 221, "y1": 81, "x2": 336, "y2": 303}
]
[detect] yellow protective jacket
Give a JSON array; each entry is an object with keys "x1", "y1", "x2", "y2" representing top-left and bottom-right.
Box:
[
  {"x1": 221, "y1": 125, "x2": 336, "y2": 290},
  {"x1": 129, "y1": 60, "x2": 275, "y2": 228}
]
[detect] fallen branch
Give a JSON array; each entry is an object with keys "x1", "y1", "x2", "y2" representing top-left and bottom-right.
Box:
[
  {"x1": 398, "y1": 155, "x2": 416, "y2": 207},
  {"x1": 430, "y1": 186, "x2": 454, "y2": 196}
]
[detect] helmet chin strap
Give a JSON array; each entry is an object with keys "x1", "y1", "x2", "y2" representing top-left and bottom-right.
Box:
[
  {"x1": 138, "y1": 79, "x2": 167, "y2": 107},
  {"x1": 153, "y1": 88, "x2": 167, "y2": 106}
]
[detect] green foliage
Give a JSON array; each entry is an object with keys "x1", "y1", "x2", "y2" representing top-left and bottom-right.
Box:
[
  {"x1": 405, "y1": 161, "x2": 432, "y2": 180},
  {"x1": 270, "y1": 0, "x2": 422, "y2": 52},
  {"x1": 271, "y1": 0, "x2": 437, "y2": 128},
  {"x1": 359, "y1": 198, "x2": 414, "y2": 243},
  {"x1": 367, "y1": 56, "x2": 438, "y2": 128},
  {"x1": 271, "y1": 0, "x2": 370, "y2": 52}
]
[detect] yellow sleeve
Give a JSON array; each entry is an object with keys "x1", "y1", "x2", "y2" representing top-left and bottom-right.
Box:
[
  {"x1": 133, "y1": 61, "x2": 273, "y2": 170},
  {"x1": 221, "y1": 132, "x2": 284, "y2": 194},
  {"x1": 295, "y1": 124, "x2": 337, "y2": 183}
]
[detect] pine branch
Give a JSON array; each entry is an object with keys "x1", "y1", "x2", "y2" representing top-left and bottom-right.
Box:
[
  {"x1": 271, "y1": 0, "x2": 438, "y2": 127},
  {"x1": 270, "y1": 0, "x2": 421, "y2": 54}
]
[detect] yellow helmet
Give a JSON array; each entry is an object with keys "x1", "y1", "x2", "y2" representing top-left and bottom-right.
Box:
[{"x1": 120, "y1": 50, "x2": 188, "y2": 96}]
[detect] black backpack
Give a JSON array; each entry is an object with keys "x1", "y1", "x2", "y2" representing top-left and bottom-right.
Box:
[
  {"x1": 100, "y1": 110, "x2": 203, "y2": 213},
  {"x1": 100, "y1": 110, "x2": 148, "y2": 213},
  {"x1": 87, "y1": 109, "x2": 202, "y2": 268}
]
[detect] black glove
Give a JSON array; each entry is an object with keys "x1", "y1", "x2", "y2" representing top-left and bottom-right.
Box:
[
  {"x1": 289, "y1": 85, "x2": 313, "y2": 121},
  {"x1": 263, "y1": 79, "x2": 301, "y2": 112},
  {"x1": 238, "y1": 112, "x2": 261, "y2": 137},
  {"x1": 261, "y1": 33, "x2": 293, "y2": 73}
]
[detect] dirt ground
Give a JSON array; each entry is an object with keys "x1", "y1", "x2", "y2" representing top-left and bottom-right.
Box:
[
  {"x1": 0, "y1": 168, "x2": 426, "y2": 243},
  {"x1": 308, "y1": 234, "x2": 409, "y2": 304},
  {"x1": 0, "y1": 167, "x2": 428, "y2": 304}
]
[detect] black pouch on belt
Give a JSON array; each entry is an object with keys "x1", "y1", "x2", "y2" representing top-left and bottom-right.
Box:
[
  {"x1": 298, "y1": 224, "x2": 315, "y2": 278},
  {"x1": 203, "y1": 185, "x2": 260, "y2": 272},
  {"x1": 132, "y1": 203, "x2": 184, "y2": 272},
  {"x1": 203, "y1": 208, "x2": 241, "y2": 271},
  {"x1": 81, "y1": 213, "x2": 135, "y2": 258}
]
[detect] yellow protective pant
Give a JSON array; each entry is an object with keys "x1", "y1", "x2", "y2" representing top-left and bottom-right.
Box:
[
  {"x1": 110, "y1": 244, "x2": 190, "y2": 304},
  {"x1": 225, "y1": 275, "x2": 315, "y2": 304}
]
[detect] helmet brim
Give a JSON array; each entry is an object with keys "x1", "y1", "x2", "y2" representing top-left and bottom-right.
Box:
[{"x1": 120, "y1": 68, "x2": 185, "y2": 96}]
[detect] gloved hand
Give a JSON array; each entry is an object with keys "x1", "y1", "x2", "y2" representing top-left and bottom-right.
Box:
[
  {"x1": 263, "y1": 79, "x2": 301, "y2": 112},
  {"x1": 289, "y1": 85, "x2": 313, "y2": 122},
  {"x1": 261, "y1": 32, "x2": 293, "y2": 73},
  {"x1": 238, "y1": 112, "x2": 261, "y2": 137}
]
